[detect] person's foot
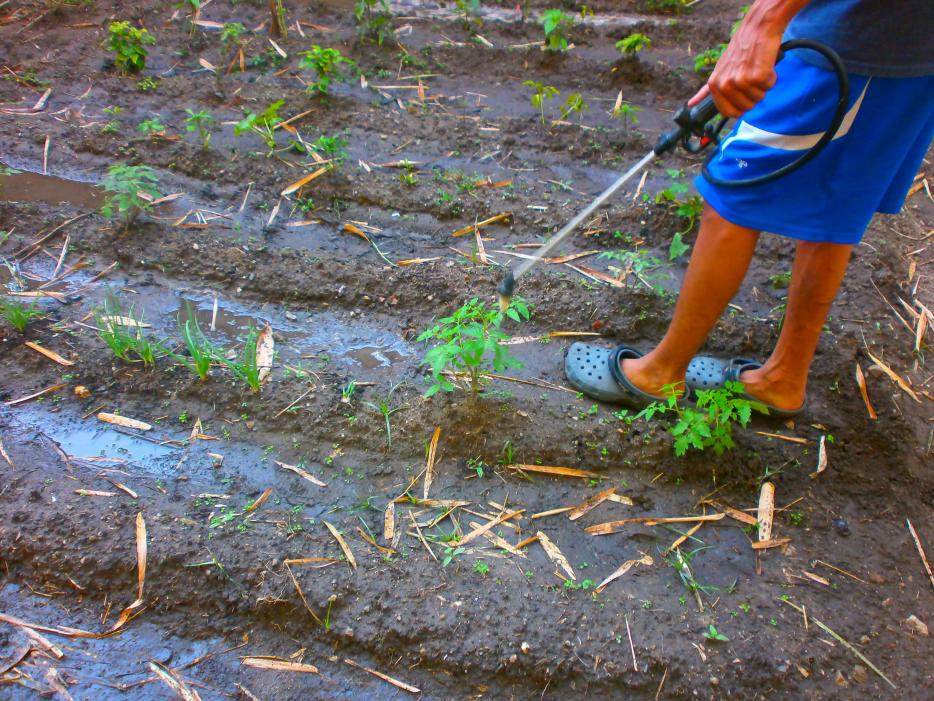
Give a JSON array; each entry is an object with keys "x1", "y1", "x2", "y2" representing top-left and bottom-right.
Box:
[
  {"x1": 737, "y1": 366, "x2": 805, "y2": 413},
  {"x1": 620, "y1": 355, "x2": 687, "y2": 400}
]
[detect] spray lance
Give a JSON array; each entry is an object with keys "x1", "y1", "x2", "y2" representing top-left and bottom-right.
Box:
[{"x1": 497, "y1": 39, "x2": 849, "y2": 311}]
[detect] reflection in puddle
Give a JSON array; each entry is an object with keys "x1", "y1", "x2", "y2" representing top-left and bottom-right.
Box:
[
  {"x1": 344, "y1": 345, "x2": 406, "y2": 369},
  {"x1": 0, "y1": 169, "x2": 102, "y2": 209},
  {"x1": 18, "y1": 408, "x2": 177, "y2": 467},
  {"x1": 174, "y1": 294, "x2": 411, "y2": 371}
]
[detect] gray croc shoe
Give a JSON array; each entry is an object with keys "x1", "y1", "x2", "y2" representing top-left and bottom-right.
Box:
[
  {"x1": 565, "y1": 343, "x2": 668, "y2": 407},
  {"x1": 685, "y1": 356, "x2": 731, "y2": 391}
]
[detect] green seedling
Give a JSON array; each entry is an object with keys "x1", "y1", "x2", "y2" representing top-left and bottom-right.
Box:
[
  {"x1": 137, "y1": 116, "x2": 166, "y2": 137},
  {"x1": 363, "y1": 382, "x2": 407, "y2": 449},
  {"x1": 234, "y1": 100, "x2": 284, "y2": 153},
  {"x1": 136, "y1": 76, "x2": 159, "y2": 91},
  {"x1": 354, "y1": 0, "x2": 393, "y2": 46},
  {"x1": 418, "y1": 296, "x2": 530, "y2": 398},
  {"x1": 541, "y1": 9, "x2": 574, "y2": 52},
  {"x1": 101, "y1": 105, "x2": 124, "y2": 134},
  {"x1": 184, "y1": 109, "x2": 215, "y2": 150},
  {"x1": 95, "y1": 294, "x2": 166, "y2": 368},
  {"x1": 174, "y1": 305, "x2": 221, "y2": 381},
  {"x1": 616, "y1": 33, "x2": 651, "y2": 56},
  {"x1": 103, "y1": 21, "x2": 155, "y2": 74},
  {"x1": 310, "y1": 134, "x2": 348, "y2": 164},
  {"x1": 611, "y1": 102, "x2": 641, "y2": 131},
  {"x1": 560, "y1": 92, "x2": 588, "y2": 122},
  {"x1": 473, "y1": 560, "x2": 490, "y2": 575},
  {"x1": 101, "y1": 163, "x2": 160, "y2": 231},
  {"x1": 0, "y1": 298, "x2": 45, "y2": 332},
  {"x1": 341, "y1": 380, "x2": 357, "y2": 403},
  {"x1": 523, "y1": 80, "x2": 559, "y2": 125},
  {"x1": 220, "y1": 325, "x2": 262, "y2": 392},
  {"x1": 599, "y1": 248, "x2": 668, "y2": 292},
  {"x1": 442, "y1": 545, "x2": 466, "y2": 567},
  {"x1": 656, "y1": 169, "x2": 703, "y2": 232},
  {"x1": 399, "y1": 171, "x2": 418, "y2": 187},
  {"x1": 216, "y1": 22, "x2": 246, "y2": 91},
  {"x1": 695, "y1": 44, "x2": 727, "y2": 74},
  {"x1": 455, "y1": 0, "x2": 482, "y2": 31},
  {"x1": 637, "y1": 380, "x2": 757, "y2": 456},
  {"x1": 703, "y1": 624, "x2": 729, "y2": 642},
  {"x1": 299, "y1": 45, "x2": 356, "y2": 95}
]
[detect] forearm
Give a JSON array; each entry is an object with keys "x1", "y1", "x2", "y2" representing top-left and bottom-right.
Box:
[{"x1": 739, "y1": 0, "x2": 812, "y2": 36}]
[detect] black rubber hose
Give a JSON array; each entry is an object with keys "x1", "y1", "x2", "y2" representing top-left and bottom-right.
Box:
[{"x1": 701, "y1": 39, "x2": 850, "y2": 188}]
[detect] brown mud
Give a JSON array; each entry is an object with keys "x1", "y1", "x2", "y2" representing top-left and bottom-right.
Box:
[{"x1": 1, "y1": 1, "x2": 932, "y2": 699}]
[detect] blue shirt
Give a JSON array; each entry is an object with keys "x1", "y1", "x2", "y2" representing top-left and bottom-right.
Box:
[{"x1": 785, "y1": 0, "x2": 934, "y2": 77}]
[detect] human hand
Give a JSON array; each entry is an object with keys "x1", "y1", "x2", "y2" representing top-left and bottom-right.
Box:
[{"x1": 688, "y1": 9, "x2": 786, "y2": 118}]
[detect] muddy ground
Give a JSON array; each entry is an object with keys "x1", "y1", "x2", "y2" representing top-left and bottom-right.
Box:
[{"x1": 1, "y1": 0, "x2": 932, "y2": 699}]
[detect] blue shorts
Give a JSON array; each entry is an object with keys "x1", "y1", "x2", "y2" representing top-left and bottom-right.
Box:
[{"x1": 696, "y1": 54, "x2": 934, "y2": 245}]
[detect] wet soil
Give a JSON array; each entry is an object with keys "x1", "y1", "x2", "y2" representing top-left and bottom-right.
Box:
[{"x1": 1, "y1": 1, "x2": 932, "y2": 699}]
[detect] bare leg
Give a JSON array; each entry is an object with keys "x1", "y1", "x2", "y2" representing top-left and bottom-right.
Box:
[
  {"x1": 624, "y1": 204, "x2": 759, "y2": 395},
  {"x1": 739, "y1": 240, "x2": 852, "y2": 410}
]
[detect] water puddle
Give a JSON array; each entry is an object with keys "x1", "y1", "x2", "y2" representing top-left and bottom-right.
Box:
[
  {"x1": 16, "y1": 407, "x2": 179, "y2": 470},
  {"x1": 0, "y1": 169, "x2": 102, "y2": 209},
  {"x1": 171, "y1": 292, "x2": 411, "y2": 373}
]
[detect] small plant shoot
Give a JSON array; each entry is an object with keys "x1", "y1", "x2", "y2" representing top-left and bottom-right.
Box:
[
  {"x1": 418, "y1": 297, "x2": 530, "y2": 398},
  {"x1": 524, "y1": 80, "x2": 559, "y2": 125},
  {"x1": 1, "y1": 299, "x2": 45, "y2": 332},
  {"x1": 103, "y1": 21, "x2": 156, "y2": 74},
  {"x1": 234, "y1": 100, "x2": 284, "y2": 153},
  {"x1": 636, "y1": 381, "x2": 757, "y2": 456},
  {"x1": 101, "y1": 164, "x2": 160, "y2": 231},
  {"x1": 299, "y1": 45, "x2": 356, "y2": 95},
  {"x1": 354, "y1": 0, "x2": 393, "y2": 46},
  {"x1": 542, "y1": 9, "x2": 574, "y2": 52},
  {"x1": 185, "y1": 109, "x2": 215, "y2": 150},
  {"x1": 617, "y1": 33, "x2": 651, "y2": 56}
]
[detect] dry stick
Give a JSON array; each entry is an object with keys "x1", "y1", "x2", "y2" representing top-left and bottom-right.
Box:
[
  {"x1": 813, "y1": 559, "x2": 867, "y2": 584},
  {"x1": 625, "y1": 615, "x2": 637, "y2": 672},
  {"x1": 780, "y1": 599, "x2": 896, "y2": 689},
  {"x1": 654, "y1": 667, "x2": 668, "y2": 701},
  {"x1": 12, "y1": 212, "x2": 92, "y2": 259},
  {"x1": 906, "y1": 519, "x2": 934, "y2": 591},
  {"x1": 409, "y1": 510, "x2": 438, "y2": 562},
  {"x1": 274, "y1": 386, "x2": 313, "y2": 418}
]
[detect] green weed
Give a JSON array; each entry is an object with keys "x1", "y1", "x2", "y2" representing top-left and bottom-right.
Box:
[
  {"x1": 417, "y1": 297, "x2": 530, "y2": 398},
  {"x1": 103, "y1": 21, "x2": 155, "y2": 74},
  {"x1": 101, "y1": 163, "x2": 160, "y2": 231},
  {"x1": 611, "y1": 102, "x2": 641, "y2": 131},
  {"x1": 560, "y1": 92, "x2": 588, "y2": 121},
  {"x1": 703, "y1": 624, "x2": 729, "y2": 642},
  {"x1": 0, "y1": 298, "x2": 45, "y2": 332},
  {"x1": 524, "y1": 80, "x2": 559, "y2": 125},
  {"x1": 637, "y1": 380, "x2": 757, "y2": 456},
  {"x1": 616, "y1": 33, "x2": 651, "y2": 56},
  {"x1": 137, "y1": 116, "x2": 166, "y2": 137},
  {"x1": 363, "y1": 382, "x2": 407, "y2": 449},
  {"x1": 95, "y1": 294, "x2": 166, "y2": 368},
  {"x1": 234, "y1": 100, "x2": 284, "y2": 153},
  {"x1": 542, "y1": 9, "x2": 574, "y2": 52},
  {"x1": 219, "y1": 325, "x2": 263, "y2": 392},
  {"x1": 299, "y1": 45, "x2": 356, "y2": 95},
  {"x1": 185, "y1": 109, "x2": 215, "y2": 150},
  {"x1": 694, "y1": 44, "x2": 726, "y2": 74},
  {"x1": 101, "y1": 105, "x2": 124, "y2": 134},
  {"x1": 354, "y1": 0, "x2": 393, "y2": 46},
  {"x1": 175, "y1": 305, "x2": 221, "y2": 381}
]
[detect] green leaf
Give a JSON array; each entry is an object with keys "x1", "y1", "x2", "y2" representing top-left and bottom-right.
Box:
[{"x1": 668, "y1": 232, "x2": 690, "y2": 261}]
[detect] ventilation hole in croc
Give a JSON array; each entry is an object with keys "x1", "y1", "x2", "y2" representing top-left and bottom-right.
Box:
[
  {"x1": 597, "y1": 375, "x2": 603, "y2": 380},
  {"x1": 587, "y1": 372, "x2": 592, "y2": 377}
]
